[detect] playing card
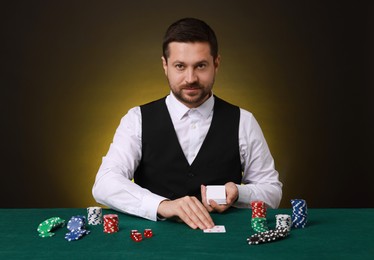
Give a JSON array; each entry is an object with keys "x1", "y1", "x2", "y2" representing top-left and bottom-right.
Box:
[{"x1": 203, "y1": 225, "x2": 226, "y2": 233}]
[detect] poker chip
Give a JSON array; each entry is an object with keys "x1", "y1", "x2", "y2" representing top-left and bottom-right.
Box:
[
  {"x1": 87, "y1": 207, "x2": 103, "y2": 225},
  {"x1": 251, "y1": 217, "x2": 269, "y2": 233},
  {"x1": 65, "y1": 230, "x2": 84, "y2": 241},
  {"x1": 103, "y1": 214, "x2": 119, "y2": 233},
  {"x1": 250, "y1": 201, "x2": 269, "y2": 232},
  {"x1": 67, "y1": 215, "x2": 86, "y2": 231},
  {"x1": 37, "y1": 217, "x2": 65, "y2": 238},
  {"x1": 275, "y1": 214, "x2": 292, "y2": 231},
  {"x1": 291, "y1": 199, "x2": 308, "y2": 228},
  {"x1": 64, "y1": 229, "x2": 90, "y2": 242},
  {"x1": 38, "y1": 232, "x2": 55, "y2": 238},
  {"x1": 247, "y1": 227, "x2": 290, "y2": 245},
  {"x1": 251, "y1": 201, "x2": 267, "y2": 218},
  {"x1": 65, "y1": 215, "x2": 91, "y2": 242}
]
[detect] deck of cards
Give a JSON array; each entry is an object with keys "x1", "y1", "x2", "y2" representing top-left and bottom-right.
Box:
[{"x1": 206, "y1": 185, "x2": 227, "y2": 205}]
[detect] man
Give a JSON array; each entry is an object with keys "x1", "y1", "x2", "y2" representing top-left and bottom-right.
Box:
[{"x1": 92, "y1": 17, "x2": 282, "y2": 230}]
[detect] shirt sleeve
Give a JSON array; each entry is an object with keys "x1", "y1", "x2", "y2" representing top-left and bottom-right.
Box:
[
  {"x1": 92, "y1": 107, "x2": 167, "y2": 221},
  {"x1": 234, "y1": 109, "x2": 283, "y2": 209}
]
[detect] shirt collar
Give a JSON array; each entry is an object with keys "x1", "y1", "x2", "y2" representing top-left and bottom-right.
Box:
[{"x1": 167, "y1": 91, "x2": 215, "y2": 120}]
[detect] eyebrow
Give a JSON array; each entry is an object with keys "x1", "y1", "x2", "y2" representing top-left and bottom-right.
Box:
[{"x1": 172, "y1": 60, "x2": 210, "y2": 65}]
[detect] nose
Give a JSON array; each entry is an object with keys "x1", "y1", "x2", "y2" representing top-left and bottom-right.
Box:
[{"x1": 185, "y1": 68, "x2": 198, "y2": 84}]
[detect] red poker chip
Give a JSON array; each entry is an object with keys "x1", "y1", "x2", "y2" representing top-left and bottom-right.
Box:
[
  {"x1": 251, "y1": 201, "x2": 268, "y2": 219},
  {"x1": 103, "y1": 214, "x2": 119, "y2": 233},
  {"x1": 251, "y1": 200, "x2": 265, "y2": 205}
]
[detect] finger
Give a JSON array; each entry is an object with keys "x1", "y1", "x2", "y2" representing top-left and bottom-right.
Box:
[
  {"x1": 201, "y1": 185, "x2": 214, "y2": 212},
  {"x1": 226, "y1": 192, "x2": 236, "y2": 205},
  {"x1": 158, "y1": 200, "x2": 198, "y2": 229},
  {"x1": 193, "y1": 197, "x2": 215, "y2": 227},
  {"x1": 185, "y1": 197, "x2": 214, "y2": 229},
  {"x1": 160, "y1": 199, "x2": 206, "y2": 229},
  {"x1": 159, "y1": 196, "x2": 214, "y2": 230},
  {"x1": 181, "y1": 197, "x2": 214, "y2": 229},
  {"x1": 178, "y1": 213, "x2": 199, "y2": 229},
  {"x1": 175, "y1": 200, "x2": 202, "y2": 229},
  {"x1": 225, "y1": 182, "x2": 238, "y2": 205},
  {"x1": 209, "y1": 199, "x2": 229, "y2": 213}
]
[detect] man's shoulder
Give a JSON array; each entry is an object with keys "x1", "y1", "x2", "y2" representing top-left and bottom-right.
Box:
[{"x1": 239, "y1": 107, "x2": 254, "y2": 119}]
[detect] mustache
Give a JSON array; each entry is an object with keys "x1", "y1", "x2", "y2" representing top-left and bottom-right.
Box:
[{"x1": 183, "y1": 82, "x2": 202, "y2": 89}]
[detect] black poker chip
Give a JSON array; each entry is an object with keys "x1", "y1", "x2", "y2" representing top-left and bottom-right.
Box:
[{"x1": 246, "y1": 227, "x2": 290, "y2": 245}]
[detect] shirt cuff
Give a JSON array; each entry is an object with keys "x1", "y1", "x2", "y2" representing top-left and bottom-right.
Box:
[
  {"x1": 234, "y1": 184, "x2": 252, "y2": 208},
  {"x1": 139, "y1": 193, "x2": 167, "y2": 221}
]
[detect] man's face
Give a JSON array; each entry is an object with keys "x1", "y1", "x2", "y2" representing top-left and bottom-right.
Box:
[{"x1": 162, "y1": 42, "x2": 220, "y2": 108}]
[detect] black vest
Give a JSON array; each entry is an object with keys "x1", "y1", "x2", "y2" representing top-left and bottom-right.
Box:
[{"x1": 134, "y1": 96, "x2": 242, "y2": 201}]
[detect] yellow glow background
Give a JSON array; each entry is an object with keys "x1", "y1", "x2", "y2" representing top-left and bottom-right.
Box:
[{"x1": 3, "y1": 1, "x2": 373, "y2": 208}]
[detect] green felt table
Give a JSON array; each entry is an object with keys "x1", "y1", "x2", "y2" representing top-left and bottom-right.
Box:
[{"x1": 0, "y1": 208, "x2": 373, "y2": 259}]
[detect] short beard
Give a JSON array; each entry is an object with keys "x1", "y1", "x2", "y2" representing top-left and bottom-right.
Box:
[{"x1": 171, "y1": 82, "x2": 212, "y2": 108}]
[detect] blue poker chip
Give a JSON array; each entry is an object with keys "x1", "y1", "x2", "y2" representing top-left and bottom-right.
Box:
[
  {"x1": 65, "y1": 230, "x2": 83, "y2": 241},
  {"x1": 67, "y1": 216, "x2": 86, "y2": 231},
  {"x1": 291, "y1": 199, "x2": 308, "y2": 228},
  {"x1": 65, "y1": 229, "x2": 90, "y2": 242}
]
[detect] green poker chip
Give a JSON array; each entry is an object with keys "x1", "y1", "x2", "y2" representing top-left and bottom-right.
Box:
[
  {"x1": 39, "y1": 232, "x2": 55, "y2": 238},
  {"x1": 37, "y1": 217, "x2": 66, "y2": 238},
  {"x1": 251, "y1": 217, "x2": 269, "y2": 233}
]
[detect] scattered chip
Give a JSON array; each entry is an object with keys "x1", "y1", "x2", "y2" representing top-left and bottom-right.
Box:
[
  {"x1": 247, "y1": 227, "x2": 290, "y2": 245},
  {"x1": 37, "y1": 217, "x2": 65, "y2": 238}
]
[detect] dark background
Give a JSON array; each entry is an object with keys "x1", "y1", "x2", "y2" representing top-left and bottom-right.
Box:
[{"x1": 2, "y1": 0, "x2": 373, "y2": 208}]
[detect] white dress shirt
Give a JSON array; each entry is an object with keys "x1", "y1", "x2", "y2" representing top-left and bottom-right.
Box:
[{"x1": 92, "y1": 92, "x2": 282, "y2": 221}]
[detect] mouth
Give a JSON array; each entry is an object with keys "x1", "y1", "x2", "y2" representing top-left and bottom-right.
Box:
[
  {"x1": 183, "y1": 87, "x2": 201, "y2": 92},
  {"x1": 183, "y1": 83, "x2": 202, "y2": 90},
  {"x1": 184, "y1": 87, "x2": 200, "y2": 90}
]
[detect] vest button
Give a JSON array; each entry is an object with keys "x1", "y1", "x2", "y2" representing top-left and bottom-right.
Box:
[{"x1": 188, "y1": 172, "x2": 194, "y2": 177}]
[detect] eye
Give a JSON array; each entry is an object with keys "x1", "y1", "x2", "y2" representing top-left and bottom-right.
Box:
[
  {"x1": 196, "y1": 63, "x2": 207, "y2": 70},
  {"x1": 175, "y1": 64, "x2": 185, "y2": 70}
]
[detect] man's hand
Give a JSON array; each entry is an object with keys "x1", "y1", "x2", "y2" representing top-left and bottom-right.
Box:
[
  {"x1": 201, "y1": 182, "x2": 239, "y2": 213},
  {"x1": 157, "y1": 196, "x2": 215, "y2": 230}
]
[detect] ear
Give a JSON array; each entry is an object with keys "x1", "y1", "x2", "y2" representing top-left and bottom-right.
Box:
[
  {"x1": 214, "y1": 55, "x2": 221, "y2": 73},
  {"x1": 161, "y1": 56, "x2": 168, "y2": 76}
]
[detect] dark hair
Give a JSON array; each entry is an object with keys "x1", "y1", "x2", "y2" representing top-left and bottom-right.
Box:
[{"x1": 162, "y1": 18, "x2": 218, "y2": 62}]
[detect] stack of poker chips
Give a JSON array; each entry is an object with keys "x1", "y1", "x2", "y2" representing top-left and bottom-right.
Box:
[
  {"x1": 65, "y1": 215, "x2": 91, "y2": 241},
  {"x1": 291, "y1": 199, "x2": 308, "y2": 228},
  {"x1": 275, "y1": 214, "x2": 292, "y2": 231},
  {"x1": 37, "y1": 217, "x2": 65, "y2": 238},
  {"x1": 250, "y1": 201, "x2": 269, "y2": 233},
  {"x1": 247, "y1": 227, "x2": 290, "y2": 245},
  {"x1": 87, "y1": 206, "x2": 103, "y2": 225},
  {"x1": 103, "y1": 214, "x2": 119, "y2": 233}
]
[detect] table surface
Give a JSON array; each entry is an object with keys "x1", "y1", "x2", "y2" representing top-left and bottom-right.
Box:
[{"x1": 0, "y1": 208, "x2": 373, "y2": 260}]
